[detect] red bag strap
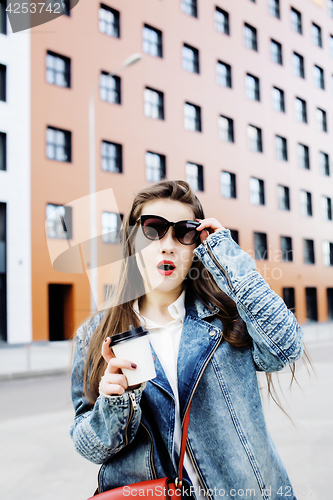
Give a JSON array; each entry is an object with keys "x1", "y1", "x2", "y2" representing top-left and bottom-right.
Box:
[{"x1": 175, "y1": 402, "x2": 191, "y2": 488}]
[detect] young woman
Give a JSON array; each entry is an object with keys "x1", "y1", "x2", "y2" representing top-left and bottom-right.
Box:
[{"x1": 70, "y1": 180, "x2": 304, "y2": 500}]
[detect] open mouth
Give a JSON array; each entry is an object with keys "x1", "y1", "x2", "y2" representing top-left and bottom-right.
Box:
[{"x1": 157, "y1": 261, "x2": 176, "y2": 275}]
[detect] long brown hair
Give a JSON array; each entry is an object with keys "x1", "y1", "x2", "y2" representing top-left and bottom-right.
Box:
[{"x1": 82, "y1": 180, "x2": 310, "y2": 409}]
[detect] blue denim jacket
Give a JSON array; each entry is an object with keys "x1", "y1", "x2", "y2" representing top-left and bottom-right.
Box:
[{"x1": 70, "y1": 229, "x2": 303, "y2": 500}]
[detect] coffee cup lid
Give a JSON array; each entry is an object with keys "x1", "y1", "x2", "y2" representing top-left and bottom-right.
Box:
[{"x1": 109, "y1": 325, "x2": 148, "y2": 347}]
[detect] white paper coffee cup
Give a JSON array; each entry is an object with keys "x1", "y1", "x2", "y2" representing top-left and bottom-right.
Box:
[{"x1": 110, "y1": 326, "x2": 156, "y2": 386}]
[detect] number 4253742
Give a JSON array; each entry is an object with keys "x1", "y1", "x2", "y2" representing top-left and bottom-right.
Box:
[{"x1": 6, "y1": 3, "x2": 62, "y2": 14}]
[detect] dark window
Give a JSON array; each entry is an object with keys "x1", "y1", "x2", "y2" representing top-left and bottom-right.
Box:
[
  {"x1": 46, "y1": 51, "x2": 71, "y2": 88},
  {"x1": 327, "y1": 288, "x2": 333, "y2": 320},
  {"x1": 322, "y1": 196, "x2": 333, "y2": 221},
  {"x1": 317, "y1": 108, "x2": 327, "y2": 132},
  {"x1": 46, "y1": 126, "x2": 72, "y2": 162},
  {"x1": 300, "y1": 190, "x2": 312, "y2": 216},
  {"x1": 275, "y1": 135, "x2": 288, "y2": 161},
  {"x1": 304, "y1": 240, "x2": 315, "y2": 264},
  {"x1": 46, "y1": 204, "x2": 73, "y2": 239},
  {"x1": 230, "y1": 230, "x2": 239, "y2": 244},
  {"x1": 216, "y1": 61, "x2": 232, "y2": 88},
  {"x1": 142, "y1": 24, "x2": 163, "y2": 57},
  {"x1": 0, "y1": 202, "x2": 6, "y2": 342},
  {"x1": 100, "y1": 72, "x2": 121, "y2": 104},
  {"x1": 319, "y1": 152, "x2": 330, "y2": 176},
  {"x1": 182, "y1": 44, "x2": 199, "y2": 73},
  {"x1": 250, "y1": 178, "x2": 265, "y2": 205},
  {"x1": 0, "y1": 132, "x2": 6, "y2": 171},
  {"x1": 99, "y1": 4, "x2": 120, "y2": 38},
  {"x1": 218, "y1": 116, "x2": 234, "y2": 143},
  {"x1": 101, "y1": 140, "x2": 122, "y2": 173},
  {"x1": 312, "y1": 23, "x2": 322, "y2": 48},
  {"x1": 254, "y1": 232, "x2": 268, "y2": 260},
  {"x1": 246, "y1": 74, "x2": 260, "y2": 101},
  {"x1": 221, "y1": 171, "x2": 236, "y2": 198},
  {"x1": 291, "y1": 7, "x2": 302, "y2": 34},
  {"x1": 62, "y1": 0, "x2": 71, "y2": 16},
  {"x1": 330, "y1": 35, "x2": 333, "y2": 58},
  {"x1": 184, "y1": 102, "x2": 201, "y2": 132},
  {"x1": 278, "y1": 185, "x2": 290, "y2": 210},
  {"x1": 0, "y1": 64, "x2": 6, "y2": 102},
  {"x1": 145, "y1": 151, "x2": 166, "y2": 182},
  {"x1": 293, "y1": 52, "x2": 305, "y2": 78},
  {"x1": 0, "y1": 0, "x2": 7, "y2": 35},
  {"x1": 306, "y1": 287, "x2": 318, "y2": 321},
  {"x1": 314, "y1": 65, "x2": 325, "y2": 89},
  {"x1": 269, "y1": 0, "x2": 280, "y2": 19},
  {"x1": 244, "y1": 23, "x2": 258, "y2": 51},
  {"x1": 295, "y1": 98, "x2": 307, "y2": 123},
  {"x1": 101, "y1": 212, "x2": 123, "y2": 244},
  {"x1": 270, "y1": 40, "x2": 283, "y2": 64},
  {"x1": 215, "y1": 7, "x2": 229, "y2": 35},
  {"x1": 48, "y1": 284, "x2": 73, "y2": 341},
  {"x1": 186, "y1": 162, "x2": 204, "y2": 191},
  {"x1": 281, "y1": 236, "x2": 293, "y2": 262},
  {"x1": 181, "y1": 0, "x2": 197, "y2": 18},
  {"x1": 248, "y1": 125, "x2": 262, "y2": 152},
  {"x1": 144, "y1": 88, "x2": 164, "y2": 120},
  {"x1": 272, "y1": 87, "x2": 285, "y2": 112},
  {"x1": 283, "y1": 288, "x2": 295, "y2": 312},
  {"x1": 298, "y1": 144, "x2": 310, "y2": 170}
]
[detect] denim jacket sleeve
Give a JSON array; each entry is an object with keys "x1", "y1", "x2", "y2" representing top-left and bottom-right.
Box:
[
  {"x1": 193, "y1": 229, "x2": 304, "y2": 372},
  {"x1": 70, "y1": 314, "x2": 145, "y2": 464}
]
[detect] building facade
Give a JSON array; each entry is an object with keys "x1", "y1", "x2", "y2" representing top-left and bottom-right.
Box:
[
  {"x1": 0, "y1": 4, "x2": 32, "y2": 343},
  {"x1": 2, "y1": 0, "x2": 333, "y2": 342}
]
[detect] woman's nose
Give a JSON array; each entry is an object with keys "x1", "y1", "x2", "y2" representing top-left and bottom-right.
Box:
[{"x1": 160, "y1": 227, "x2": 177, "y2": 252}]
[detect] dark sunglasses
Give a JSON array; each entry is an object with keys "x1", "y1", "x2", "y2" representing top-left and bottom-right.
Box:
[{"x1": 136, "y1": 215, "x2": 201, "y2": 245}]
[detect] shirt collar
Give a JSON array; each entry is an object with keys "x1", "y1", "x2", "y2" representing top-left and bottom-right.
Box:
[{"x1": 133, "y1": 289, "x2": 186, "y2": 329}]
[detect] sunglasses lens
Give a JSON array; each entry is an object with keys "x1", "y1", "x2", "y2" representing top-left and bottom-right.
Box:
[
  {"x1": 176, "y1": 222, "x2": 199, "y2": 245},
  {"x1": 142, "y1": 218, "x2": 167, "y2": 240}
]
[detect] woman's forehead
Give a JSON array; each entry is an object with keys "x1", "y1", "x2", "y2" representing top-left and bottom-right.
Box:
[{"x1": 140, "y1": 199, "x2": 195, "y2": 220}]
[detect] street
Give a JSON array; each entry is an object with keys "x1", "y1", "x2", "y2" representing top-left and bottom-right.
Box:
[{"x1": 0, "y1": 341, "x2": 332, "y2": 500}]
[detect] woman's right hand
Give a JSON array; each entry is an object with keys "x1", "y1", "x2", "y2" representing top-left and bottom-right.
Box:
[{"x1": 99, "y1": 337, "x2": 137, "y2": 396}]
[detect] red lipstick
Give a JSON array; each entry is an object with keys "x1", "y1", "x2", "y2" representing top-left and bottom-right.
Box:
[{"x1": 157, "y1": 260, "x2": 176, "y2": 276}]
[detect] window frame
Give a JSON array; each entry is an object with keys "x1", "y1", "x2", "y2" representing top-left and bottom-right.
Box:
[
  {"x1": 100, "y1": 71, "x2": 121, "y2": 104},
  {"x1": 184, "y1": 102, "x2": 202, "y2": 132},
  {"x1": 0, "y1": 0, "x2": 7, "y2": 35},
  {"x1": 99, "y1": 4, "x2": 120, "y2": 38},
  {"x1": 293, "y1": 52, "x2": 305, "y2": 78},
  {"x1": 275, "y1": 135, "x2": 288, "y2": 161},
  {"x1": 270, "y1": 39, "x2": 283, "y2": 65},
  {"x1": 248, "y1": 125, "x2": 263, "y2": 153},
  {"x1": 182, "y1": 43, "x2": 200, "y2": 74},
  {"x1": 46, "y1": 50, "x2": 71, "y2": 88},
  {"x1": 244, "y1": 23, "x2": 258, "y2": 51},
  {"x1": 101, "y1": 140, "x2": 123, "y2": 173},
  {"x1": 218, "y1": 115, "x2": 234, "y2": 143},
  {"x1": 142, "y1": 24, "x2": 163, "y2": 58},
  {"x1": 0, "y1": 64, "x2": 6, "y2": 102},
  {"x1": 268, "y1": 0, "x2": 280, "y2": 19},
  {"x1": 300, "y1": 190, "x2": 313, "y2": 217},
  {"x1": 298, "y1": 143, "x2": 310, "y2": 170},
  {"x1": 317, "y1": 108, "x2": 328, "y2": 132},
  {"x1": 221, "y1": 171, "x2": 236, "y2": 198},
  {"x1": 185, "y1": 162, "x2": 204, "y2": 191},
  {"x1": 214, "y1": 7, "x2": 230, "y2": 35},
  {"x1": 295, "y1": 97, "x2": 307, "y2": 123},
  {"x1": 145, "y1": 151, "x2": 166, "y2": 182},
  {"x1": 272, "y1": 86, "x2": 285, "y2": 112},
  {"x1": 254, "y1": 232, "x2": 268, "y2": 260},
  {"x1": 0, "y1": 132, "x2": 6, "y2": 171},
  {"x1": 245, "y1": 73, "x2": 260, "y2": 101},
  {"x1": 278, "y1": 185, "x2": 290, "y2": 211},
  {"x1": 216, "y1": 60, "x2": 232, "y2": 88},
  {"x1": 281, "y1": 236, "x2": 293, "y2": 262},
  {"x1": 46, "y1": 126, "x2": 72, "y2": 163},
  {"x1": 314, "y1": 65, "x2": 325, "y2": 90},
  {"x1": 312, "y1": 22, "x2": 322, "y2": 48},
  {"x1": 46, "y1": 204, "x2": 73, "y2": 240},
  {"x1": 291, "y1": 7, "x2": 302, "y2": 34},
  {"x1": 144, "y1": 87, "x2": 165, "y2": 120},
  {"x1": 180, "y1": 0, "x2": 198, "y2": 18},
  {"x1": 101, "y1": 211, "x2": 123, "y2": 244},
  {"x1": 319, "y1": 151, "x2": 330, "y2": 176},
  {"x1": 304, "y1": 239, "x2": 315, "y2": 264}
]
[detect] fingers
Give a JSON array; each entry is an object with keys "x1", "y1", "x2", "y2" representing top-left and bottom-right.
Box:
[
  {"x1": 101, "y1": 337, "x2": 115, "y2": 364},
  {"x1": 196, "y1": 218, "x2": 225, "y2": 235},
  {"x1": 100, "y1": 337, "x2": 138, "y2": 396}
]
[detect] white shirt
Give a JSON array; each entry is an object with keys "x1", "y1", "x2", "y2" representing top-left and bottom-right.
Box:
[{"x1": 133, "y1": 291, "x2": 200, "y2": 490}]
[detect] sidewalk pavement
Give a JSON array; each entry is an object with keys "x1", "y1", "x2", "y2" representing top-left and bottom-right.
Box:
[{"x1": 0, "y1": 322, "x2": 332, "y2": 380}]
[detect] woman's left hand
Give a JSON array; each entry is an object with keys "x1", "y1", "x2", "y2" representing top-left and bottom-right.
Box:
[{"x1": 196, "y1": 218, "x2": 226, "y2": 244}]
